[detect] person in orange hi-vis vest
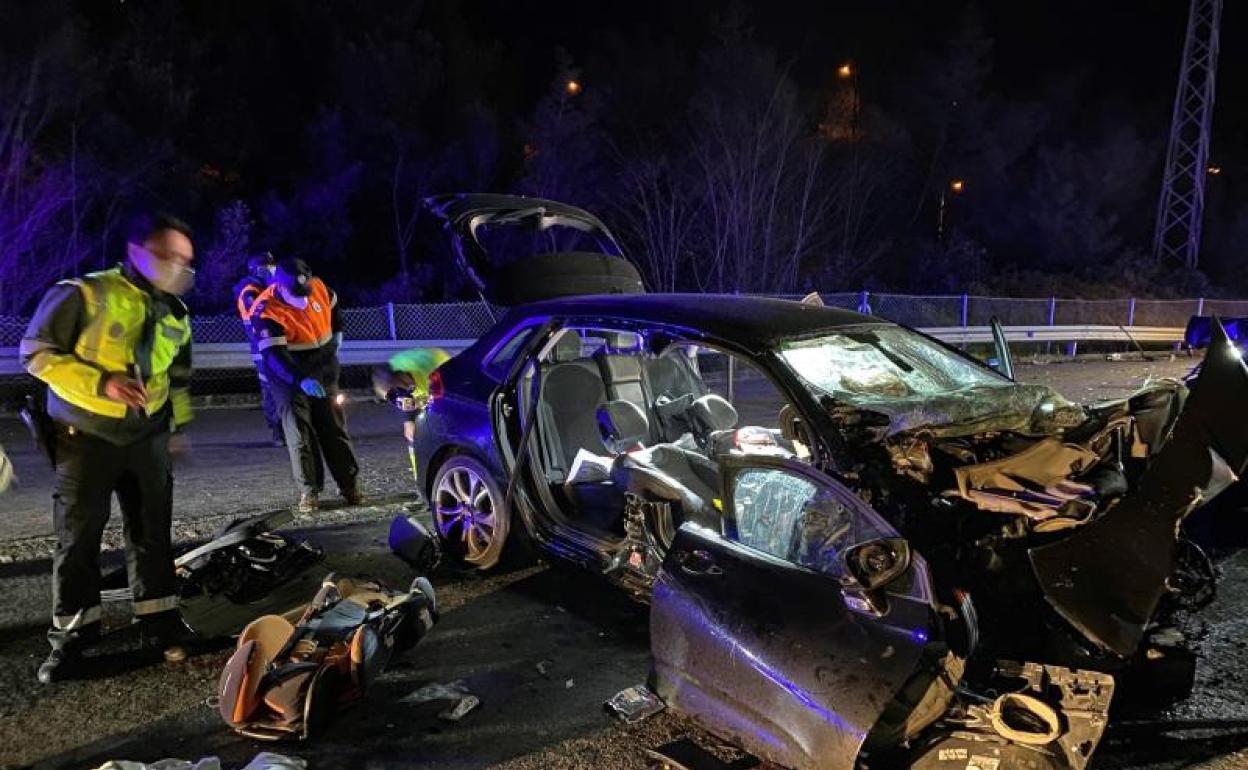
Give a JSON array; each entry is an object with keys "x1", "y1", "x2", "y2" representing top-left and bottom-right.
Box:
[{"x1": 252, "y1": 258, "x2": 361, "y2": 512}]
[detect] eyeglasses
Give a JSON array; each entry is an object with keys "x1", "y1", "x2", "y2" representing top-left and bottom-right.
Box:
[{"x1": 142, "y1": 244, "x2": 194, "y2": 265}]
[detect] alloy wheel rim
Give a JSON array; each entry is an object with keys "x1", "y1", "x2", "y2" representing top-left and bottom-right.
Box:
[{"x1": 433, "y1": 465, "x2": 504, "y2": 565}]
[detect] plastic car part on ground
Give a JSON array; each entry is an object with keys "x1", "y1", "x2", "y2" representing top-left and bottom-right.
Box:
[
  {"x1": 399, "y1": 679, "x2": 482, "y2": 721},
  {"x1": 92, "y1": 754, "x2": 305, "y2": 770},
  {"x1": 604, "y1": 684, "x2": 665, "y2": 724},
  {"x1": 908, "y1": 662, "x2": 1113, "y2": 770},
  {"x1": 389, "y1": 514, "x2": 442, "y2": 574},
  {"x1": 218, "y1": 573, "x2": 437, "y2": 740},
  {"x1": 99, "y1": 511, "x2": 325, "y2": 639}
]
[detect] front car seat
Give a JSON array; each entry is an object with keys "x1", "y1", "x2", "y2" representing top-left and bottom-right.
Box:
[{"x1": 596, "y1": 400, "x2": 721, "y2": 528}]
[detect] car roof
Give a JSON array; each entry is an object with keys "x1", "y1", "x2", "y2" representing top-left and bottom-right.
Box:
[{"x1": 509, "y1": 293, "x2": 883, "y2": 348}]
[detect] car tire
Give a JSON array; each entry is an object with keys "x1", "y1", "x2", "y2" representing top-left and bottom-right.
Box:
[
  {"x1": 429, "y1": 454, "x2": 511, "y2": 571},
  {"x1": 488, "y1": 252, "x2": 644, "y2": 305}
]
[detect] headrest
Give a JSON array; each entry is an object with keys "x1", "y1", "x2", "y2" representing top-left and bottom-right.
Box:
[
  {"x1": 597, "y1": 400, "x2": 649, "y2": 453},
  {"x1": 594, "y1": 350, "x2": 644, "y2": 383},
  {"x1": 551, "y1": 332, "x2": 583, "y2": 362},
  {"x1": 688, "y1": 394, "x2": 738, "y2": 433},
  {"x1": 603, "y1": 330, "x2": 642, "y2": 352}
]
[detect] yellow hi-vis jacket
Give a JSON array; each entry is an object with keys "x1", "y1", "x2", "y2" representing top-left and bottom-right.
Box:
[{"x1": 20, "y1": 265, "x2": 193, "y2": 444}]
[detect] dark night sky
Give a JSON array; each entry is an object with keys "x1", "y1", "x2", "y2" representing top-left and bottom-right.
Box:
[
  {"x1": 8, "y1": 0, "x2": 1245, "y2": 308},
  {"x1": 469, "y1": 0, "x2": 1244, "y2": 169}
]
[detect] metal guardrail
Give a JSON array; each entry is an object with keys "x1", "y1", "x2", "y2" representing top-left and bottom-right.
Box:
[
  {"x1": 925, "y1": 325, "x2": 1186, "y2": 345},
  {"x1": 0, "y1": 325, "x2": 1188, "y2": 376}
]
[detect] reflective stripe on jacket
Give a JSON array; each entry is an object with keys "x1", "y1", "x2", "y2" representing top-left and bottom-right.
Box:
[
  {"x1": 20, "y1": 266, "x2": 193, "y2": 437},
  {"x1": 234, "y1": 277, "x2": 267, "y2": 357}
]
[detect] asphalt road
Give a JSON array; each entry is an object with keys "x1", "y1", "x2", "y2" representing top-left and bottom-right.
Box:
[{"x1": 2, "y1": 356, "x2": 1247, "y2": 770}]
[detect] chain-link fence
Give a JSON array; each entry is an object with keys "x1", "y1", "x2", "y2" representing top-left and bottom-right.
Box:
[{"x1": 1, "y1": 292, "x2": 1237, "y2": 403}]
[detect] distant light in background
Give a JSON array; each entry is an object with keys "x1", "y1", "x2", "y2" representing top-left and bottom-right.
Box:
[
  {"x1": 949, "y1": 179, "x2": 965, "y2": 193},
  {"x1": 565, "y1": 79, "x2": 582, "y2": 96},
  {"x1": 1207, "y1": 165, "x2": 1222, "y2": 175},
  {"x1": 335, "y1": 392, "x2": 347, "y2": 406},
  {"x1": 837, "y1": 63, "x2": 853, "y2": 79}
]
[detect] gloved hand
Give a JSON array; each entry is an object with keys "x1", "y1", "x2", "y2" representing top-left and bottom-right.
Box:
[{"x1": 300, "y1": 378, "x2": 327, "y2": 398}]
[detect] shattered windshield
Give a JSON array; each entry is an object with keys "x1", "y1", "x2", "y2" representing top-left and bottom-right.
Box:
[{"x1": 779, "y1": 326, "x2": 1008, "y2": 405}]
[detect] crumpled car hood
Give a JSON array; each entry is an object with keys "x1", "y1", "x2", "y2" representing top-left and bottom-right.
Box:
[{"x1": 848, "y1": 383, "x2": 1086, "y2": 439}]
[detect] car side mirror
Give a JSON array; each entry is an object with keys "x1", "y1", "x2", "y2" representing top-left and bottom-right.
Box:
[{"x1": 842, "y1": 538, "x2": 911, "y2": 591}]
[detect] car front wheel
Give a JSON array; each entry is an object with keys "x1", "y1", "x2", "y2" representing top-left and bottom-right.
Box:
[{"x1": 430, "y1": 454, "x2": 510, "y2": 570}]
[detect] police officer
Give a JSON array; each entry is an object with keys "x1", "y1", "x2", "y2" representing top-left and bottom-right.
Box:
[
  {"x1": 20, "y1": 211, "x2": 195, "y2": 683},
  {"x1": 233, "y1": 252, "x2": 283, "y2": 445},
  {"x1": 253, "y1": 258, "x2": 361, "y2": 512}
]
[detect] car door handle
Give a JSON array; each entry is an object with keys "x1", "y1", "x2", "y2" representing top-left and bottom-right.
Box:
[
  {"x1": 841, "y1": 586, "x2": 886, "y2": 618},
  {"x1": 676, "y1": 549, "x2": 723, "y2": 577}
]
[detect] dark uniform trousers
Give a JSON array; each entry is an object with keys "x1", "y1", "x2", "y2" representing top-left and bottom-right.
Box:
[
  {"x1": 254, "y1": 361, "x2": 283, "y2": 439},
  {"x1": 49, "y1": 425, "x2": 178, "y2": 649},
  {"x1": 271, "y1": 375, "x2": 358, "y2": 495}
]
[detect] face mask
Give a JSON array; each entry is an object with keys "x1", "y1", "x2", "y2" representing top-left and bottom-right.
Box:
[{"x1": 129, "y1": 244, "x2": 196, "y2": 295}]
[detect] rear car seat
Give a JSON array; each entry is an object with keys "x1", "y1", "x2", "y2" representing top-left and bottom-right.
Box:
[{"x1": 536, "y1": 333, "x2": 610, "y2": 483}]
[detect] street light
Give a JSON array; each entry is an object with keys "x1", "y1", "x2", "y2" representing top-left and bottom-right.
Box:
[
  {"x1": 1207, "y1": 165, "x2": 1222, "y2": 175},
  {"x1": 938, "y1": 179, "x2": 965, "y2": 241},
  {"x1": 565, "y1": 79, "x2": 582, "y2": 96},
  {"x1": 835, "y1": 61, "x2": 859, "y2": 142}
]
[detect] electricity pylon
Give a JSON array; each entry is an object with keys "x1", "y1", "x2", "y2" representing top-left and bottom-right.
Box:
[{"x1": 1152, "y1": 0, "x2": 1222, "y2": 269}]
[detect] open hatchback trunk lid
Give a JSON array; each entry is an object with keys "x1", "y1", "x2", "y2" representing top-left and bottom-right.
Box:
[{"x1": 425, "y1": 193, "x2": 646, "y2": 305}]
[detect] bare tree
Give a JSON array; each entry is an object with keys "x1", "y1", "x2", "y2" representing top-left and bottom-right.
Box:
[
  {"x1": 0, "y1": 36, "x2": 89, "y2": 314},
  {"x1": 615, "y1": 156, "x2": 699, "y2": 292},
  {"x1": 683, "y1": 41, "x2": 836, "y2": 294}
]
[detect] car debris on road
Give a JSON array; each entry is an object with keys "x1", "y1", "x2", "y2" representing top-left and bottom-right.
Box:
[
  {"x1": 100, "y1": 510, "x2": 325, "y2": 640},
  {"x1": 604, "y1": 684, "x2": 665, "y2": 724},
  {"x1": 400, "y1": 679, "x2": 482, "y2": 722},
  {"x1": 438, "y1": 693, "x2": 481, "y2": 722},
  {"x1": 93, "y1": 753, "x2": 306, "y2": 770}
]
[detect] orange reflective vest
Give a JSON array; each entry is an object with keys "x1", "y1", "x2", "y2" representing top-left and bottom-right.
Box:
[
  {"x1": 236, "y1": 282, "x2": 263, "y2": 321},
  {"x1": 253, "y1": 277, "x2": 337, "y2": 352}
]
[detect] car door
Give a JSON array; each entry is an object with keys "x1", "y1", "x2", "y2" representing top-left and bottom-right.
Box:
[
  {"x1": 487, "y1": 320, "x2": 560, "y2": 537},
  {"x1": 650, "y1": 455, "x2": 938, "y2": 770}
]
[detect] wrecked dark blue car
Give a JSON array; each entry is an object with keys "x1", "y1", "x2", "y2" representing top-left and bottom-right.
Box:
[{"x1": 411, "y1": 195, "x2": 1248, "y2": 770}]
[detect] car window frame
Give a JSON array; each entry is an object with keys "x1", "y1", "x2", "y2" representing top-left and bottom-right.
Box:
[{"x1": 482, "y1": 320, "x2": 544, "y2": 381}]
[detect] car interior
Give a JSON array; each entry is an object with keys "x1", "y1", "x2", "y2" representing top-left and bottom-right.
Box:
[{"x1": 523, "y1": 324, "x2": 808, "y2": 541}]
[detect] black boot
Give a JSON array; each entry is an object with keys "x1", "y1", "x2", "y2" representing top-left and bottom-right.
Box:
[
  {"x1": 37, "y1": 646, "x2": 84, "y2": 684},
  {"x1": 39, "y1": 625, "x2": 99, "y2": 684}
]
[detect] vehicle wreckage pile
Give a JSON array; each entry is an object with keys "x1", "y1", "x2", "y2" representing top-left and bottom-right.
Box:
[{"x1": 791, "y1": 327, "x2": 1246, "y2": 767}]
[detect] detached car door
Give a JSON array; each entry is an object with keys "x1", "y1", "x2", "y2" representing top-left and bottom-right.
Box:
[{"x1": 650, "y1": 456, "x2": 938, "y2": 770}]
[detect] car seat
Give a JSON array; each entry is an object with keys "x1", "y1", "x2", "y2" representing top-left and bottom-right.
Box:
[
  {"x1": 596, "y1": 400, "x2": 721, "y2": 528},
  {"x1": 218, "y1": 573, "x2": 437, "y2": 740}
]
